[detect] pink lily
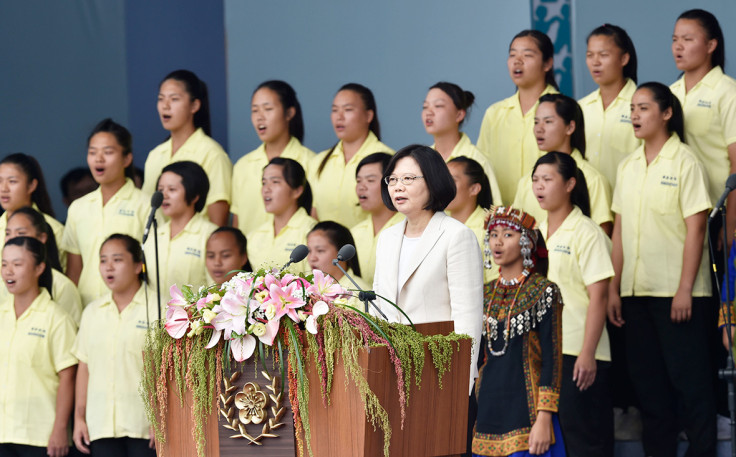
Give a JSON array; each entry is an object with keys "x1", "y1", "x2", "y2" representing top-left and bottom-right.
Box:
[
  {"x1": 168, "y1": 284, "x2": 189, "y2": 307},
  {"x1": 165, "y1": 305, "x2": 190, "y2": 339},
  {"x1": 196, "y1": 292, "x2": 219, "y2": 310},
  {"x1": 265, "y1": 279, "x2": 305, "y2": 322},
  {"x1": 211, "y1": 291, "x2": 252, "y2": 339},
  {"x1": 307, "y1": 269, "x2": 345, "y2": 300}
]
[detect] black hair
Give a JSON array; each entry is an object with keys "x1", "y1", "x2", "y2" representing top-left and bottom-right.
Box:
[
  {"x1": 318, "y1": 83, "x2": 381, "y2": 177},
  {"x1": 208, "y1": 226, "x2": 252, "y2": 272},
  {"x1": 636, "y1": 82, "x2": 685, "y2": 142},
  {"x1": 429, "y1": 82, "x2": 475, "y2": 127},
  {"x1": 447, "y1": 157, "x2": 492, "y2": 209},
  {"x1": 265, "y1": 157, "x2": 312, "y2": 213},
  {"x1": 587, "y1": 24, "x2": 638, "y2": 83},
  {"x1": 0, "y1": 153, "x2": 55, "y2": 218},
  {"x1": 8, "y1": 207, "x2": 62, "y2": 272},
  {"x1": 381, "y1": 144, "x2": 457, "y2": 212},
  {"x1": 101, "y1": 233, "x2": 147, "y2": 283},
  {"x1": 355, "y1": 152, "x2": 393, "y2": 177},
  {"x1": 88, "y1": 118, "x2": 135, "y2": 181},
  {"x1": 538, "y1": 93, "x2": 586, "y2": 157},
  {"x1": 254, "y1": 80, "x2": 305, "y2": 143},
  {"x1": 510, "y1": 30, "x2": 559, "y2": 91},
  {"x1": 159, "y1": 161, "x2": 210, "y2": 213},
  {"x1": 59, "y1": 167, "x2": 95, "y2": 200},
  {"x1": 160, "y1": 69, "x2": 211, "y2": 136},
  {"x1": 678, "y1": 9, "x2": 725, "y2": 70},
  {"x1": 532, "y1": 151, "x2": 591, "y2": 218},
  {"x1": 309, "y1": 221, "x2": 361, "y2": 278},
  {"x1": 4, "y1": 236, "x2": 52, "y2": 298}
]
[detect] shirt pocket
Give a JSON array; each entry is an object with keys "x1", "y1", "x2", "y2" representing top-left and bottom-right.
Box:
[
  {"x1": 652, "y1": 179, "x2": 680, "y2": 215},
  {"x1": 685, "y1": 101, "x2": 714, "y2": 137}
]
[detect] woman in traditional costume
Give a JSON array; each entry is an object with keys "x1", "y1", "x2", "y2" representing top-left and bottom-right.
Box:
[{"x1": 472, "y1": 206, "x2": 565, "y2": 457}]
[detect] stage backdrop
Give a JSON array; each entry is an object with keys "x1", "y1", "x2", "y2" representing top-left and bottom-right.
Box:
[{"x1": 224, "y1": 0, "x2": 533, "y2": 161}]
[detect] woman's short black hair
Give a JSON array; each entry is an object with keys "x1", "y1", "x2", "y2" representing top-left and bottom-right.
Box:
[
  {"x1": 381, "y1": 144, "x2": 457, "y2": 212},
  {"x1": 309, "y1": 221, "x2": 361, "y2": 277},
  {"x1": 159, "y1": 161, "x2": 210, "y2": 213}
]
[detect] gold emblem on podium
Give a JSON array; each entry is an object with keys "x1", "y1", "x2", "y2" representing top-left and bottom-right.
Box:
[{"x1": 220, "y1": 371, "x2": 287, "y2": 445}]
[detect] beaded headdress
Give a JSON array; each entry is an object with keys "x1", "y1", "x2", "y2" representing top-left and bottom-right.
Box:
[{"x1": 483, "y1": 206, "x2": 538, "y2": 270}]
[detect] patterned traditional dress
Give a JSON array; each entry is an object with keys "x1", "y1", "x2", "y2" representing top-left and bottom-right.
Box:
[{"x1": 472, "y1": 272, "x2": 566, "y2": 457}]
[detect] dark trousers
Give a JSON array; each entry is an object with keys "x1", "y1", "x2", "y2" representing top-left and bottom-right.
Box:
[
  {"x1": 89, "y1": 437, "x2": 156, "y2": 457},
  {"x1": 622, "y1": 296, "x2": 716, "y2": 457},
  {"x1": 558, "y1": 354, "x2": 614, "y2": 457},
  {"x1": 0, "y1": 444, "x2": 47, "y2": 457}
]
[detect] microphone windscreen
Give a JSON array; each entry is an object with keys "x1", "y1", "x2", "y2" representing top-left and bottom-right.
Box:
[
  {"x1": 727, "y1": 173, "x2": 736, "y2": 190},
  {"x1": 290, "y1": 244, "x2": 309, "y2": 263},
  {"x1": 151, "y1": 191, "x2": 164, "y2": 208},
  {"x1": 337, "y1": 244, "x2": 356, "y2": 262}
]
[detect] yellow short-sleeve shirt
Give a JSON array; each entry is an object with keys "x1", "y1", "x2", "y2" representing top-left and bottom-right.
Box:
[
  {"x1": 540, "y1": 206, "x2": 613, "y2": 360},
  {"x1": 0, "y1": 204, "x2": 67, "y2": 271},
  {"x1": 71, "y1": 285, "x2": 156, "y2": 441},
  {"x1": 612, "y1": 134, "x2": 712, "y2": 297},
  {"x1": 143, "y1": 128, "x2": 233, "y2": 207},
  {"x1": 144, "y1": 212, "x2": 218, "y2": 302},
  {"x1": 350, "y1": 212, "x2": 404, "y2": 285},
  {"x1": 0, "y1": 289, "x2": 77, "y2": 447},
  {"x1": 247, "y1": 207, "x2": 317, "y2": 274},
  {"x1": 457, "y1": 205, "x2": 499, "y2": 283},
  {"x1": 512, "y1": 149, "x2": 612, "y2": 226},
  {"x1": 231, "y1": 137, "x2": 314, "y2": 236},
  {"x1": 309, "y1": 131, "x2": 394, "y2": 228},
  {"x1": 579, "y1": 78, "x2": 641, "y2": 186},
  {"x1": 434, "y1": 133, "x2": 503, "y2": 206},
  {"x1": 476, "y1": 85, "x2": 559, "y2": 204},
  {"x1": 61, "y1": 179, "x2": 150, "y2": 306},
  {"x1": 671, "y1": 66, "x2": 736, "y2": 203}
]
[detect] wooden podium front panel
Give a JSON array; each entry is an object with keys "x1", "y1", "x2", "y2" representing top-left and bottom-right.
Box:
[
  {"x1": 158, "y1": 383, "x2": 220, "y2": 457},
  {"x1": 306, "y1": 321, "x2": 471, "y2": 457}
]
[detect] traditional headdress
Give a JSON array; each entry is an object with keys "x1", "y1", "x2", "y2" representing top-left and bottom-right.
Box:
[{"x1": 483, "y1": 206, "x2": 538, "y2": 270}]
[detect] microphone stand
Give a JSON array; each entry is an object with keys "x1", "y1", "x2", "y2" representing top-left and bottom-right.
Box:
[
  {"x1": 153, "y1": 217, "x2": 161, "y2": 322},
  {"x1": 711, "y1": 205, "x2": 736, "y2": 457},
  {"x1": 331, "y1": 259, "x2": 388, "y2": 320}
]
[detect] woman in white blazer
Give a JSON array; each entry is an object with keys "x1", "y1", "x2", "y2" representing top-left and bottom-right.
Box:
[{"x1": 373, "y1": 144, "x2": 484, "y2": 390}]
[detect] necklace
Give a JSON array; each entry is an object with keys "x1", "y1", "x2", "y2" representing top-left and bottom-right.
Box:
[
  {"x1": 497, "y1": 268, "x2": 530, "y2": 286},
  {"x1": 484, "y1": 274, "x2": 527, "y2": 357}
]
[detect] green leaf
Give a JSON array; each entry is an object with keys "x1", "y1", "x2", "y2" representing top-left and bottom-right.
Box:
[{"x1": 182, "y1": 284, "x2": 195, "y2": 302}]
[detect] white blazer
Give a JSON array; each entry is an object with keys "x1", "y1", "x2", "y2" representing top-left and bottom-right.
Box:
[{"x1": 373, "y1": 211, "x2": 483, "y2": 389}]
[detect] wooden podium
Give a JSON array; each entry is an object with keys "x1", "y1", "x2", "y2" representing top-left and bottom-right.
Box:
[{"x1": 158, "y1": 321, "x2": 471, "y2": 457}]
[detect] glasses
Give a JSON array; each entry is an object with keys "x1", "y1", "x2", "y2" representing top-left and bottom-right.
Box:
[{"x1": 384, "y1": 174, "x2": 425, "y2": 186}]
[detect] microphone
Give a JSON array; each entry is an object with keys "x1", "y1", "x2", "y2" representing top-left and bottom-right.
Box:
[
  {"x1": 281, "y1": 244, "x2": 309, "y2": 271},
  {"x1": 337, "y1": 244, "x2": 356, "y2": 262},
  {"x1": 709, "y1": 174, "x2": 736, "y2": 219},
  {"x1": 142, "y1": 191, "x2": 164, "y2": 244},
  {"x1": 332, "y1": 244, "x2": 387, "y2": 319}
]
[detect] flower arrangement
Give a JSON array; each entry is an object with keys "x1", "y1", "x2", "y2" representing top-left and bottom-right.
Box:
[{"x1": 141, "y1": 266, "x2": 470, "y2": 457}]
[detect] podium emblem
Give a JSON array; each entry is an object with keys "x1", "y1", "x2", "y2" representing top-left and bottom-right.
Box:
[{"x1": 220, "y1": 370, "x2": 287, "y2": 445}]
